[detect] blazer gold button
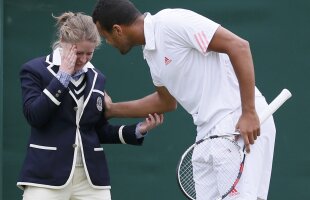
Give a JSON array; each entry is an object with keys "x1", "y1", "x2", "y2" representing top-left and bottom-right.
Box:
[
  {"x1": 55, "y1": 93, "x2": 59, "y2": 97},
  {"x1": 57, "y1": 90, "x2": 62, "y2": 94},
  {"x1": 73, "y1": 107, "x2": 78, "y2": 111},
  {"x1": 72, "y1": 144, "x2": 77, "y2": 148}
]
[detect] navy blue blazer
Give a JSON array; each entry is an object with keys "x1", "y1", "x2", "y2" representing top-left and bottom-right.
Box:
[{"x1": 17, "y1": 49, "x2": 143, "y2": 189}]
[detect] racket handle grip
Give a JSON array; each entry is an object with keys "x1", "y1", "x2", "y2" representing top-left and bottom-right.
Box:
[{"x1": 259, "y1": 89, "x2": 292, "y2": 124}]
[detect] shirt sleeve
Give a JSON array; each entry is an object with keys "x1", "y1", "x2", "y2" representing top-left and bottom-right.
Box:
[
  {"x1": 148, "y1": 63, "x2": 164, "y2": 87},
  {"x1": 135, "y1": 122, "x2": 147, "y2": 139},
  {"x1": 167, "y1": 9, "x2": 220, "y2": 55},
  {"x1": 56, "y1": 71, "x2": 71, "y2": 87},
  {"x1": 189, "y1": 16, "x2": 219, "y2": 55}
]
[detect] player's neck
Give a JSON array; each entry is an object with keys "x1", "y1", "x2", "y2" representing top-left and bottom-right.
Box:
[{"x1": 128, "y1": 14, "x2": 146, "y2": 45}]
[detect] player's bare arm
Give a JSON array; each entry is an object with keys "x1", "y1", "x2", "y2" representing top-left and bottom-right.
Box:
[
  {"x1": 208, "y1": 26, "x2": 260, "y2": 153},
  {"x1": 105, "y1": 86, "x2": 177, "y2": 118}
]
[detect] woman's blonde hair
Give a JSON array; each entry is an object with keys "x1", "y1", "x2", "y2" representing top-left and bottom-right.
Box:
[{"x1": 52, "y1": 12, "x2": 101, "y2": 49}]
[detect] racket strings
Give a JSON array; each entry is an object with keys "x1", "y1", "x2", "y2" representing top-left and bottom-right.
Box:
[
  {"x1": 179, "y1": 149, "x2": 195, "y2": 197},
  {"x1": 177, "y1": 137, "x2": 244, "y2": 200},
  {"x1": 213, "y1": 138, "x2": 241, "y2": 197}
]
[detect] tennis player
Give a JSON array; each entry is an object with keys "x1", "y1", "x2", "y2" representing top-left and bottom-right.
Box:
[
  {"x1": 17, "y1": 12, "x2": 163, "y2": 200},
  {"x1": 92, "y1": 0, "x2": 276, "y2": 199}
]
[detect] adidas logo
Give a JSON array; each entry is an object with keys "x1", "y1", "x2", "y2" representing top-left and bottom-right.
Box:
[{"x1": 164, "y1": 57, "x2": 172, "y2": 65}]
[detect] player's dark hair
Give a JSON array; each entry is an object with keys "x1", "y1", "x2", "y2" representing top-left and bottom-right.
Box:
[{"x1": 92, "y1": 0, "x2": 142, "y2": 32}]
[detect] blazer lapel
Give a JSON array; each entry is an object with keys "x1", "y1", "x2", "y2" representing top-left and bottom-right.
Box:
[
  {"x1": 45, "y1": 48, "x2": 98, "y2": 122},
  {"x1": 79, "y1": 67, "x2": 98, "y2": 121},
  {"x1": 45, "y1": 50, "x2": 59, "y2": 77}
]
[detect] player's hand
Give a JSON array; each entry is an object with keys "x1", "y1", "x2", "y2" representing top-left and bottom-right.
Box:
[
  {"x1": 60, "y1": 42, "x2": 77, "y2": 74},
  {"x1": 104, "y1": 91, "x2": 113, "y2": 119},
  {"x1": 235, "y1": 110, "x2": 260, "y2": 153},
  {"x1": 138, "y1": 113, "x2": 164, "y2": 134}
]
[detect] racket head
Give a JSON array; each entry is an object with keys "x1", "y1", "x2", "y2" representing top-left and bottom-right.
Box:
[
  {"x1": 176, "y1": 136, "x2": 246, "y2": 200},
  {"x1": 176, "y1": 144, "x2": 196, "y2": 200}
]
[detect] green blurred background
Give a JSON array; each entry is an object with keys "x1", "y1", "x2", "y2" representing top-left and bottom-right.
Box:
[{"x1": 1, "y1": 0, "x2": 309, "y2": 199}]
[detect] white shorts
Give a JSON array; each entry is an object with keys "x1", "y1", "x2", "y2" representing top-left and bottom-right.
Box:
[{"x1": 192, "y1": 96, "x2": 276, "y2": 200}]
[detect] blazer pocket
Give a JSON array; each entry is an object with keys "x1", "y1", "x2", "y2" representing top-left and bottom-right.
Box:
[
  {"x1": 29, "y1": 144, "x2": 57, "y2": 150},
  {"x1": 94, "y1": 147, "x2": 104, "y2": 151}
]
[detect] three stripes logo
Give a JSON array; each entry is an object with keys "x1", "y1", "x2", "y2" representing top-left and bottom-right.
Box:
[{"x1": 194, "y1": 31, "x2": 209, "y2": 54}]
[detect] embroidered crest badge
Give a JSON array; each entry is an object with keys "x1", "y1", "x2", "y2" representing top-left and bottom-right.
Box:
[{"x1": 96, "y1": 96, "x2": 103, "y2": 111}]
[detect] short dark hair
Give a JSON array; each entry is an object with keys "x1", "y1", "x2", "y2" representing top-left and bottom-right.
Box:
[{"x1": 92, "y1": 0, "x2": 142, "y2": 32}]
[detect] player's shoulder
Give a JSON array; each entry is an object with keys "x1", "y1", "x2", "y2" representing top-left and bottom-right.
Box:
[
  {"x1": 153, "y1": 8, "x2": 203, "y2": 31},
  {"x1": 156, "y1": 8, "x2": 195, "y2": 16},
  {"x1": 155, "y1": 8, "x2": 200, "y2": 22}
]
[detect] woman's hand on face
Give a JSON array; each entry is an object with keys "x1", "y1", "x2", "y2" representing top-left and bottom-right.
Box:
[{"x1": 60, "y1": 43, "x2": 77, "y2": 74}]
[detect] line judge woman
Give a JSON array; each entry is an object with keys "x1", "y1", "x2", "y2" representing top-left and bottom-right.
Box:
[{"x1": 17, "y1": 12, "x2": 163, "y2": 200}]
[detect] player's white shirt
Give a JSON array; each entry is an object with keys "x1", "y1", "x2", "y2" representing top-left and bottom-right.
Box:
[{"x1": 143, "y1": 9, "x2": 261, "y2": 140}]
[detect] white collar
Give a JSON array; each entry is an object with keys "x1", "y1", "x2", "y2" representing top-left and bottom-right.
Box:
[{"x1": 143, "y1": 12, "x2": 156, "y2": 51}]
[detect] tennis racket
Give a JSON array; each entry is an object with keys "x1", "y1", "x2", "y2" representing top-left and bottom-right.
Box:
[{"x1": 176, "y1": 89, "x2": 292, "y2": 200}]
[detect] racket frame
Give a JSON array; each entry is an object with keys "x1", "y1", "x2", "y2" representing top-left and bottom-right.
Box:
[{"x1": 176, "y1": 89, "x2": 292, "y2": 200}]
